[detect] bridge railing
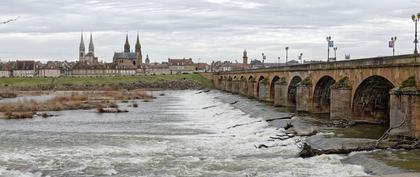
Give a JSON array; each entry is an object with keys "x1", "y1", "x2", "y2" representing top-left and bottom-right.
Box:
[{"x1": 218, "y1": 54, "x2": 418, "y2": 74}]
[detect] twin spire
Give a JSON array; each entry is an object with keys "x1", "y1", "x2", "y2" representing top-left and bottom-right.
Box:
[
  {"x1": 124, "y1": 33, "x2": 141, "y2": 53},
  {"x1": 79, "y1": 31, "x2": 94, "y2": 54}
]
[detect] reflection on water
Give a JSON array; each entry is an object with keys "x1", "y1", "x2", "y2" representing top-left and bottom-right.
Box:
[{"x1": 0, "y1": 90, "x2": 367, "y2": 177}]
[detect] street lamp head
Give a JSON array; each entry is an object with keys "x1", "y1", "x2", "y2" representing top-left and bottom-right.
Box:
[
  {"x1": 413, "y1": 14, "x2": 417, "y2": 21},
  {"x1": 285, "y1": 47, "x2": 289, "y2": 50},
  {"x1": 334, "y1": 47, "x2": 338, "y2": 50},
  {"x1": 326, "y1": 36, "x2": 331, "y2": 41},
  {"x1": 417, "y1": 13, "x2": 420, "y2": 19}
]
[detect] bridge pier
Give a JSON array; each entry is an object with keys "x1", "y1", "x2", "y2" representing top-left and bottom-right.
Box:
[
  {"x1": 240, "y1": 80, "x2": 247, "y2": 96},
  {"x1": 221, "y1": 80, "x2": 226, "y2": 91},
  {"x1": 247, "y1": 81, "x2": 255, "y2": 98},
  {"x1": 330, "y1": 88, "x2": 352, "y2": 120},
  {"x1": 258, "y1": 81, "x2": 266, "y2": 101},
  {"x1": 390, "y1": 90, "x2": 420, "y2": 139},
  {"x1": 264, "y1": 84, "x2": 271, "y2": 102},
  {"x1": 296, "y1": 85, "x2": 312, "y2": 112},
  {"x1": 274, "y1": 81, "x2": 288, "y2": 107},
  {"x1": 330, "y1": 78, "x2": 352, "y2": 120},
  {"x1": 232, "y1": 80, "x2": 239, "y2": 94},
  {"x1": 296, "y1": 78, "x2": 313, "y2": 112},
  {"x1": 227, "y1": 80, "x2": 233, "y2": 92}
]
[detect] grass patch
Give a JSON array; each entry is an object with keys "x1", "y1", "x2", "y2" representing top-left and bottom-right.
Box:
[{"x1": 0, "y1": 74, "x2": 214, "y2": 89}]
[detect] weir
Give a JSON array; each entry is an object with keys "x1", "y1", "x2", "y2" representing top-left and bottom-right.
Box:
[{"x1": 212, "y1": 54, "x2": 420, "y2": 139}]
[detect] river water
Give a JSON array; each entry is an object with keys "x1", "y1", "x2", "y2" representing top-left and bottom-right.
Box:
[{"x1": 0, "y1": 90, "x2": 368, "y2": 177}]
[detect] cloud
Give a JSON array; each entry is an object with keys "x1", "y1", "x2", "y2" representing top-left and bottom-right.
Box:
[{"x1": 0, "y1": 0, "x2": 418, "y2": 63}]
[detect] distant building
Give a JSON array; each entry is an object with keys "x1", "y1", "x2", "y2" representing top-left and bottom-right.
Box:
[
  {"x1": 0, "y1": 62, "x2": 12, "y2": 77},
  {"x1": 168, "y1": 58, "x2": 195, "y2": 74},
  {"x1": 38, "y1": 64, "x2": 61, "y2": 77},
  {"x1": 211, "y1": 61, "x2": 248, "y2": 72},
  {"x1": 113, "y1": 34, "x2": 142, "y2": 68},
  {"x1": 145, "y1": 54, "x2": 150, "y2": 64},
  {"x1": 13, "y1": 60, "x2": 36, "y2": 77},
  {"x1": 195, "y1": 63, "x2": 210, "y2": 72},
  {"x1": 79, "y1": 32, "x2": 99, "y2": 65},
  {"x1": 144, "y1": 63, "x2": 170, "y2": 75},
  {"x1": 72, "y1": 62, "x2": 136, "y2": 77}
]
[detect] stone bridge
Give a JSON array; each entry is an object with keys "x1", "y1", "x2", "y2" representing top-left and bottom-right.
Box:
[{"x1": 212, "y1": 54, "x2": 420, "y2": 139}]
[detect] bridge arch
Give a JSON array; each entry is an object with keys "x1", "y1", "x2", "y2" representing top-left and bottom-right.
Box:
[
  {"x1": 313, "y1": 76, "x2": 336, "y2": 113},
  {"x1": 288, "y1": 76, "x2": 302, "y2": 106},
  {"x1": 270, "y1": 76, "x2": 281, "y2": 101},
  {"x1": 257, "y1": 76, "x2": 266, "y2": 100},
  {"x1": 352, "y1": 75, "x2": 395, "y2": 125}
]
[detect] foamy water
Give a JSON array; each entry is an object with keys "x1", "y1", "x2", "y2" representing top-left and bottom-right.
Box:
[{"x1": 0, "y1": 90, "x2": 368, "y2": 177}]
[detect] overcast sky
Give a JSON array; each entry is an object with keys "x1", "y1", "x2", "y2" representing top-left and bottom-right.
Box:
[{"x1": 0, "y1": 0, "x2": 419, "y2": 63}]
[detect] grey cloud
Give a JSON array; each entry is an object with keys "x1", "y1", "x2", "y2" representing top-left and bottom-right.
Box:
[{"x1": 0, "y1": 0, "x2": 418, "y2": 62}]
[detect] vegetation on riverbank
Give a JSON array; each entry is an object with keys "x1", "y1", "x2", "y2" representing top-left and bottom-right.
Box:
[
  {"x1": 0, "y1": 74, "x2": 214, "y2": 90},
  {"x1": 0, "y1": 90, "x2": 154, "y2": 119}
]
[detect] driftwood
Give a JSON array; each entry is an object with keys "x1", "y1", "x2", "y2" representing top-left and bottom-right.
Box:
[
  {"x1": 230, "y1": 101, "x2": 239, "y2": 105},
  {"x1": 202, "y1": 105, "x2": 217, "y2": 109},
  {"x1": 265, "y1": 115, "x2": 295, "y2": 122},
  {"x1": 227, "y1": 120, "x2": 262, "y2": 129}
]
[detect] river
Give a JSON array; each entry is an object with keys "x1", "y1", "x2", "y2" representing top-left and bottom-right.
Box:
[{"x1": 0, "y1": 90, "x2": 368, "y2": 177}]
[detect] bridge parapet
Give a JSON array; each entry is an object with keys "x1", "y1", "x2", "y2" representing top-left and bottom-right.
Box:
[{"x1": 218, "y1": 54, "x2": 418, "y2": 74}]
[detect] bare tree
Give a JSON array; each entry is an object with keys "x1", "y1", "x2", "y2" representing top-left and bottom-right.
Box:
[{"x1": 1, "y1": 16, "x2": 20, "y2": 24}]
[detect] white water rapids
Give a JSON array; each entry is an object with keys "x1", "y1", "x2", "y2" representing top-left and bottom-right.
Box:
[{"x1": 0, "y1": 90, "x2": 368, "y2": 177}]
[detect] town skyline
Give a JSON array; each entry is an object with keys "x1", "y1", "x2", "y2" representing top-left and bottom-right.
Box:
[{"x1": 0, "y1": 0, "x2": 420, "y2": 63}]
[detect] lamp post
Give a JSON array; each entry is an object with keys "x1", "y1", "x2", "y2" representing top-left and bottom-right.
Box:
[
  {"x1": 285, "y1": 47, "x2": 289, "y2": 65},
  {"x1": 262, "y1": 53, "x2": 266, "y2": 68},
  {"x1": 326, "y1": 36, "x2": 332, "y2": 62},
  {"x1": 333, "y1": 47, "x2": 338, "y2": 61},
  {"x1": 277, "y1": 57, "x2": 281, "y2": 67},
  {"x1": 412, "y1": 13, "x2": 420, "y2": 55},
  {"x1": 299, "y1": 53, "x2": 303, "y2": 64},
  {"x1": 390, "y1": 36, "x2": 397, "y2": 56}
]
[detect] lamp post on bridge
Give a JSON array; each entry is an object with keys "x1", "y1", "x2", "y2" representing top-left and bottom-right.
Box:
[
  {"x1": 326, "y1": 36, "x2": 333, "y2": 62},
  {"x1": 277, "y1": 57, "x2": 281, "y2": 67},
  {"x1": 262, "y1": 53, "x2": 266, "y2": 68},
  {"x1": 412, "y1": 13, "x2": 420, "y2": 55},
  {"x1": 389, "y1": 36, "x2": 397, "y2": 56},
  {"x1": 299, "y1": 53, "x2": 303, "y2": 64},
  {"x1": 333, "y1": 47, "x2": 338, "y2": 61},
  {"x1": 285, "y1": 47, "x2": 289, "y2": 65}
]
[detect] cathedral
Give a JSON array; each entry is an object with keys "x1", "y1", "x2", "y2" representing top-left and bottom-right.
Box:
[
  {"x1": 113, "y1": 34, "x2": 143, "y2": 67},
  {"x1": 79, "y1": 32, "x2": 98, "y2": 64}
]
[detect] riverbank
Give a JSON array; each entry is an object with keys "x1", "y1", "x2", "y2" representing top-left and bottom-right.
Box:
[
  {"x1": 0, "y1": 90, "x2": 155, "y2": 119},
  {"x1": 0, "y1": 74, "x2": 213, "y2": 92},
  {"x1": 210, "y1": 90, "x2": 420, "y2": 176}
]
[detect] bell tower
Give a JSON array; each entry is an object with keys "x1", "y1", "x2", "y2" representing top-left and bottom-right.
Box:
[{"x1": 243, "y1": 49, "x2": 248, "y2": 64}]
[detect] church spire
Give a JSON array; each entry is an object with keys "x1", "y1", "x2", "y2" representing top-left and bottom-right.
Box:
[
  {"x1": 124, "y1": 34, "x2": 130, "y2": 53},
  {"x1": 79, "y1": 32, "x2": 85, "y2": 59},
  {"x1": 135, "y1": 33, "x2": 141, "y2": 53},
  {"x1": 88, "y1": 32, "x2": 94, "y2": 53}
]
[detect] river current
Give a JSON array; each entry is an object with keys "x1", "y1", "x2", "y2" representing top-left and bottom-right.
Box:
[{"x1": 0, "y1": 90, "x2": 368, "y2": 177}]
